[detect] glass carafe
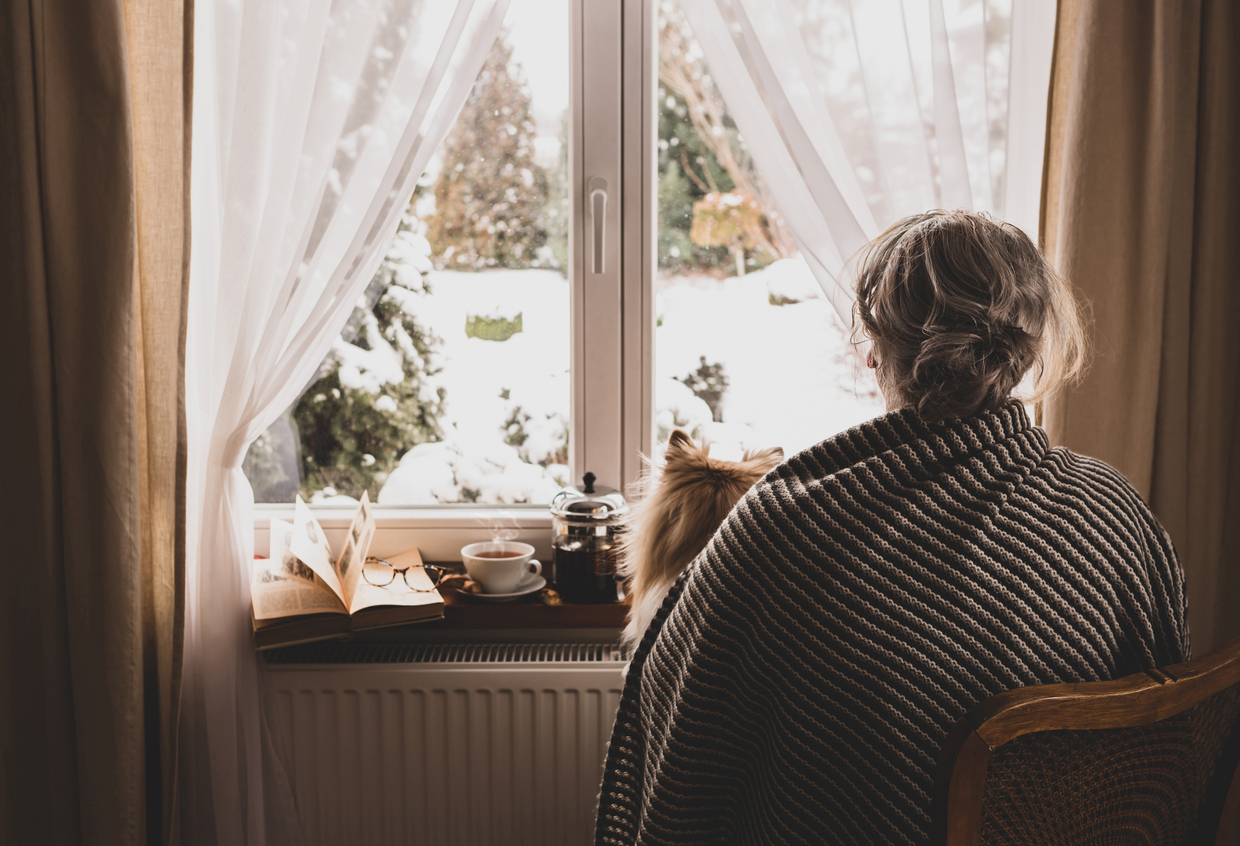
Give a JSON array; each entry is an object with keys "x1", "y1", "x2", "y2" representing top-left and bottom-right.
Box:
[{"x1": 549, "y1": 473, "x2": 627, "y2": 603}]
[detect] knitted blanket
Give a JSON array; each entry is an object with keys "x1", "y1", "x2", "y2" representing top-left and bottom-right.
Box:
[{"x1": 596, "y1": 403, "x2": 1189, "y2": 845}]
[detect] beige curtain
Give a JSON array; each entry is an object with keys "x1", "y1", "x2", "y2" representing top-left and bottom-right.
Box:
[
  {"x1": 0, "y1": 1, "x2": 190, "y2": 843},
  {"x1": 1041, "y1": 0, "x2": 1240, "y2": 654},
  {"x1": 126, "y1": 0, "x2": 192, "y2": 843}
]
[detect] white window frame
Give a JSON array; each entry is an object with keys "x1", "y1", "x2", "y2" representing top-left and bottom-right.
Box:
[{"x1": 255, "y1": 0, "x2": 656, "y2": 558}]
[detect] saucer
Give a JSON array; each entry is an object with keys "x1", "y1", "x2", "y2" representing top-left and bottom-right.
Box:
[{"x1": 466, "y1": 574, "x2": 546, "y2": 603}]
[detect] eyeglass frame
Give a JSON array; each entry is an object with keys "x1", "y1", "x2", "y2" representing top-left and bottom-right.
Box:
[{"x1": 362, "y1": 556, "x2": 452, "y2": 592}]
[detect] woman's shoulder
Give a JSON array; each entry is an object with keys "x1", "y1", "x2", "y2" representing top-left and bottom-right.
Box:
[
  {"x1": 1034, "y1": 444, "x2": 1160, "y2": 520},
  {"x1": 1020, "y1": 443, "x2": 1181, "y2": 577}
]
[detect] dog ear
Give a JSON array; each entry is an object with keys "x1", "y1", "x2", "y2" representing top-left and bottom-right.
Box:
[
  {"x1": 666, "y1": 429, "x2": 695, "y2": 457},
  {"x1": 743, "y1": 446, "x2": 784, "y2": 465}
]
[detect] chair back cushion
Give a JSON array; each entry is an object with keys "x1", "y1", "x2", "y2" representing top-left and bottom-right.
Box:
[{"x1": 977, "y1": 685, "x2": 1240, "y2": 845}]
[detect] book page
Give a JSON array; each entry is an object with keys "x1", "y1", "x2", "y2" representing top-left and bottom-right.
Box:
[
  {"x1": 334, "y1": 491, "x2": 375, "y2": 610},
  {"x1": 349, "y1": 547, "x2": 443, "y2": 614},
  {"x1": 268, "y1": 518, "x2": 318, "y2": 586},
  {"x1": 250, "y1": 560, "x2": 347, "y2": 620},
  {"x1": 288, "y1": 497, "x2": 345, "y2": 603}
]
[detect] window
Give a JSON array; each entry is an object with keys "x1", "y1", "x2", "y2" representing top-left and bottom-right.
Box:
[
  {"x1": 245, "y1": 0, "x2": 1026, "y2": 516},
  {"x1": 652, "y1": 2, "x2": 885, "y2": 460},
  {"x1": 246, "y1": 0, "x2": 576, "y2": 508}
]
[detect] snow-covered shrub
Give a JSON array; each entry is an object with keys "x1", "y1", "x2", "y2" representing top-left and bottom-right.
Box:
[
  {"x1": 677, "y1": 356, "x2": 729, "y2": 423},
  {"x1": 378, "y1": 438, "x2": 568, "y2": 505},
  {"x1": 762, "y1": 257, "x2": 823, "y2": 306},
  {"x1": 502, "y1": 400, "x2": 568, "y2": 468},
  {"x1": 290, "y1": 219, "x2": 446, "y2": 500},
  {"x1": 655, "y1": 376, "x2": 714, "y2": 445}
]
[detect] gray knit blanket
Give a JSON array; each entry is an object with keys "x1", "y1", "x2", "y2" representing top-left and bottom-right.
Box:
[{"x1": 596, "y1": 403, "x2": 1189, "y2": 845}]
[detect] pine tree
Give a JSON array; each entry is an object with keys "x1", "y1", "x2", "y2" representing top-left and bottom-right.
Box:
[{"x1": 426, "y1": 32, "x2": 551, "y2": 271}]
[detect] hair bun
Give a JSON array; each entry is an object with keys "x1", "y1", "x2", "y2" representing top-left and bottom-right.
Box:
[{"x1": 908, "y1": 323, "x2": 1033, "y2": 421}]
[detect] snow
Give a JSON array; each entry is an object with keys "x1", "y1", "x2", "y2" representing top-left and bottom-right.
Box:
[
  {"x1": 309, "y1": 489, "x2": 361, "y2": 506},
  {"x1": 378, "y1": 439, "x2": 568, "y2": 505},
  {"x1": 653, "y1": 259, "x2": 885, "y2": 459},
  {"x1": 332, "y1": 310, "x2": 406, "y2": 393},
  {"x1": 760, "y1": 256, "x2": 831, "y2": 304},
  {"x1": 368, "y1": 257, "x2": 885, "y2": 505},
  {"x1": 376, "y1": 268, "x2": 571, "y2": 504}
]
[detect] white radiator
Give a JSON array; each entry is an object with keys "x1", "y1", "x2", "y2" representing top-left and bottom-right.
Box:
[{"x1": 265, "y1": 644, "x2": 626, "y2": 846}]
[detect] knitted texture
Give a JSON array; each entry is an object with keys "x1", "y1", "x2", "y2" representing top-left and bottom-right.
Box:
[
  {"x1": 596, "y1": 404, "x2": 1190, "y2": 845},
  {"x1": 978, "y1": 686, "x2": 1240, "y2": 845}
]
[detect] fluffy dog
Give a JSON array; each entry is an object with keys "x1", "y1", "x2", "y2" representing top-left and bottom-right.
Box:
[{"x1": 617, "y1": 429, "x2": 783, "y2": 655}]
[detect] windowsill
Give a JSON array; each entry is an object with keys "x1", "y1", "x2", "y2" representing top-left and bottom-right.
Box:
[{"x1": 253, "y1": 503, "x2": 625, "y2": 634}]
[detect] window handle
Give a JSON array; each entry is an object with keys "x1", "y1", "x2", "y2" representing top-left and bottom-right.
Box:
[{"x1": 589, "y1": 177, "x2": 608, "y2": 274}]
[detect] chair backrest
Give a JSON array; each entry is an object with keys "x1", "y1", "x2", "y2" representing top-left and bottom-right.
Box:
[{"x1": 931, "y1": 637, "x2": 1240, "y2": 846}]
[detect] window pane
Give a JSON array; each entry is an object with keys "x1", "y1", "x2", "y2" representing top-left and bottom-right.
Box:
[
  {"x1": 654, "y1": 1, "x2": 885, "y2": 461},
  {"x1": 245, "y1": 0, "x2": 570, "y2": 505}
]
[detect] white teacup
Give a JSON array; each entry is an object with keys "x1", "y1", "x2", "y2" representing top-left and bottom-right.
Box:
[{"x1": 461, "y1": 541, "x2": 542, "y2": 594}]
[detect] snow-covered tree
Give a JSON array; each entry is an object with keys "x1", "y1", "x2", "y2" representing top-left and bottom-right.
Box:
[
  {"x1": 425, "y1": 31, "x2": 551, "y2": 271},
  {"x1": 295, "y1": 216, "x2": 445, "y2": 500},
  {"x1": 243, "y1": 211, "x2": 447, "y2": 502}
]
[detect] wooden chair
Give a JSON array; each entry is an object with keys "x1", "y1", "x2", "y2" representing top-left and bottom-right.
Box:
[{"x1": 931, "y1": 638, "x2": 1240, "y2": 845}]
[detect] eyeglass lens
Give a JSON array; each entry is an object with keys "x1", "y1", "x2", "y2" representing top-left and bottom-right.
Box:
[{"x1": 363, "y1": 558, "x2": 396, "y2": 587}]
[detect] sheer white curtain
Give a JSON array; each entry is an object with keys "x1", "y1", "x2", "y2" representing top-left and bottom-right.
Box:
[
  {"x1": 184, "y1": 0, "x2": 509, "y2": 842},
  {"x1": 677, "y1": 0, "x2": 1056, "y2": 323}
]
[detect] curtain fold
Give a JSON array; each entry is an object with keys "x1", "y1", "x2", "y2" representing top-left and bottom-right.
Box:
[
  {"x1": 183, "y1": 1, "x2": 510, "y2": 842},
  {"x1": 1041, "y1": 0, "x2": 1240, "y2": 654},
  {"x1": 124, "y1": 0, "x2": 194, "y2": 842},
  {"x1": 675, "y1": 0, "x2": 1057, "y2": 322},
  {"x1": 1, "y1": 1, "x2": 190, "y2": 844}
]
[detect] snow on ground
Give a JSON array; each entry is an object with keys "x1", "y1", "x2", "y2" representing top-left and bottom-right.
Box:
[
  {"x1": 376, "y1": 257, "x2": 885, "y2": 504},
  {"x1": 654, "y1": 257, "x2": 885, "y2": 461},
  {"x1": 379, "y1": 269, "x2": 572, "y2": 505}
]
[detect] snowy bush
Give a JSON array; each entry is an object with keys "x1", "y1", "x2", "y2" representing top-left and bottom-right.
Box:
[
  {"x1": 762, "y1": 257, "x2": 824, "y2": 306},
  {"x1": 655, "y1": 376, "x2": 714, "y2": 445},
  {"x1": 676, "y1": 356, "x2": 729, "y2": 423},
  {"x1": 243, "y1": 215, "x2": 447, "y2": 502},
  {"x1": 378, "y1": 438, "x2": 568, "y2": 505}
]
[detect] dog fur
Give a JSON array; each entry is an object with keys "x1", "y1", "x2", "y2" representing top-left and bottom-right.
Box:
[{"x1": 617, "y1": 429, "x2": 783, "y2": 655}]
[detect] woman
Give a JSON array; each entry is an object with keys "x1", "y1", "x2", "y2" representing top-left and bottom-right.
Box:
[{"x1": 595, "y1": 210, "x2": 1189, "y2": 845}]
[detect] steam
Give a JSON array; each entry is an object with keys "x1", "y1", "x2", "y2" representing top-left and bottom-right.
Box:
[{"x1": 478, "y1": 510, "x2": 520, "y2": 554}]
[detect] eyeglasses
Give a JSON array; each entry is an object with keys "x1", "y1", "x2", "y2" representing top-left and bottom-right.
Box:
[{"x1": 362, "y1": 556, "x2": 451, "y2": 592}]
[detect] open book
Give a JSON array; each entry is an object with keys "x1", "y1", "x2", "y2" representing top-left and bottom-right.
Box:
[{"x1": 250, "y1": 491, "x2": 443, "y2": 649}]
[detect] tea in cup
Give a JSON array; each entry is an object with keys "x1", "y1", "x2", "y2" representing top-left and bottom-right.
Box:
[{"x1": 461, "y1": 541, "x2": 542, "y2": 594}]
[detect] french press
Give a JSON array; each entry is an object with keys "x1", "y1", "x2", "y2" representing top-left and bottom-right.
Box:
[{"x1": 549, "y1": 472, "x2": 628, "y2": 603}]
